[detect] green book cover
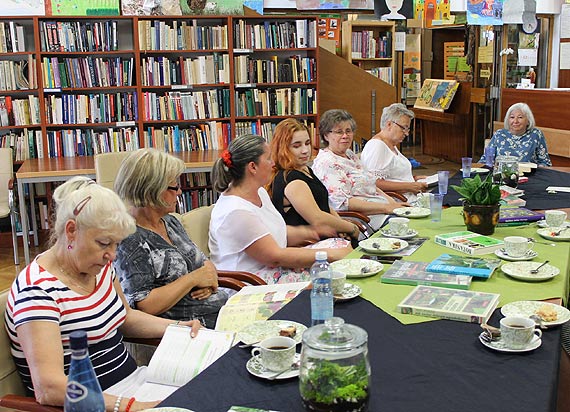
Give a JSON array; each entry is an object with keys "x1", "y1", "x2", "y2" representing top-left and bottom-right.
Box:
[{"x1": 381, "y1": 260, "x2": 472, "y2": 290}]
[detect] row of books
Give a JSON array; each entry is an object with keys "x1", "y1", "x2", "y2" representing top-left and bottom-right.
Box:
[
  {"x1": 234, "y1": 87, "x2": 316, "y2": 117},
  {"x1": 138, "y1": 20, "x2": 228, "y2": 51},
  {"x1": 234, "y1": 55, "x2": 316, "y2": 84},
  {"x1": 351, "y1": 31, "x2": 392, "y2": 59},
  {"x1": 44, "y1": 92, "x2": 138, "y2": 124},
  {"x1": 41, "y1": 56, "x2": 135, "y2": 89},
  {"x1": 180, "y1": 171, "x2": 211, "y2": 188},
  {"x1": 142, "y1": 89, "x2": 231, "y2": 121},
  {"x1": 0, "y1": 95, "x2": 41, "y2": 127},
  {"x1": 143, "y1": 122, "x2": 231, "y2": 152},
  {"x1": 46, "y1": 127, "x2": 139, "y2": 158},
  {"x1": 0, "y1": 129, "x2": 41, "y2": 161},
  {"x1": 0, "y1": 57, "x2": 37, "y2": 91},
  {"x1": 141, "y1": 53, "x2": 230, "y2": 87},
  {"x1": 40, "y1": 20, "x2": 119, "y2": 53},
  {"x1": 366, "y1": 67, "x2": 393, "y2": 85},
  {"x1": 0, "y1": 21, "x2": 26, "y2": 53},
  {"x1": 233, "y1": 19, "x2": 317, "y2": 50},
  {"x1": 178, "y1": 188, "x2": 218, "y2": 213}
]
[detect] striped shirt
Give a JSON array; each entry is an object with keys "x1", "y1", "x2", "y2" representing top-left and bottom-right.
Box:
[{"x1": 4, "y1": 257, "x2": 137, "y2": 394}]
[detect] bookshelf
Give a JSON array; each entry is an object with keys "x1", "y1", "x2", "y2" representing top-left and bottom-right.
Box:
[{"x1": 341, "y1": 20, "x2": 395, "y2": 86}]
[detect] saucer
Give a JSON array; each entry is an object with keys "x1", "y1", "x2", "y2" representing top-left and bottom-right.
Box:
[
  {"x1": 380, "y1": 228, "x2": 418, "y2": 240},
  {"x1": 537, "y1": 220, "x2": 570, "y2": 228},
  {"x1": 501, "y1": 301, "x2": 570, "y2": 327},
  {"x1": 359, "y1": 238, "x2": 409, "y2": 254},
  {"x1": 501, "y1": 261, "x2": 560, "y2": 282},
  {"x1": 334, "y1": 283, "x2": 362, "y2": 301},
  {"x1": 237, "y1": 320, "x2": 306, "y2": 346},
  {"x1": 246, "y1": 353, "x2": 301, "y2": 380},
  {"x1": 494, "y1": 248, "x2": 537, "y2": 261},
  {"x1": 330, "y1": 259, "x2": 383, "y2": 278},
  {"x1": 479, "y1": 332, "x2": 541, "y2": 353},
  {"x1": 537, "y1": 227, "x2": 570, "y2": 241},
  {"x1": 393, "y1": 207, "x2": 431, "y2": 218}
]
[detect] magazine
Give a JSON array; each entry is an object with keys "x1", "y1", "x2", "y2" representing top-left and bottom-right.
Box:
[
  {"x1": 425, "y1": 253, "x2": 501, "y2": 279},
  {"x1": 434, "y1": 231, "x2": 503, "y2": 255},
  {"x1": 499, "y1": 207, "x2": 544, "y2": 224},
  {"x1": 397, "y1": 285, "x2": 500, "y2": 323},
  {"x1": 380, "y1": 260, "x2": 472, "y2": 289}
]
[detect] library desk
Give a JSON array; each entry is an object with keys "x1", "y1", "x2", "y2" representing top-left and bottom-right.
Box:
[{"x1": 16, "y1": 150, "x2": 223, "y2": 264}]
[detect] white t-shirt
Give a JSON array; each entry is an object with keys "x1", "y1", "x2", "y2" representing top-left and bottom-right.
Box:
[{"x1": 209, "y1": 187, "x2": 287, "y2": 273}]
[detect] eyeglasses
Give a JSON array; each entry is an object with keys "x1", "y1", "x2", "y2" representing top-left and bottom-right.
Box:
[
  {"x1": 329, "y1": 129, "x2": 354, "y2": 136},
  {"x1": 393, "y1": 121, "x2": 411, "y2": 133},
  {"x1": 167, "y1": 184, "x2": 180, "y2": 192}
]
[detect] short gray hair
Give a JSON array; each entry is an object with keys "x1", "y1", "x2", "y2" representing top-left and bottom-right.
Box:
[
  {"x1": 318, "y1": 109, "x2": 357, "y2": 147},
  {"x1": 52, "y1": 177, "x2": 135, "y2": 244},
  {"x1": 504, "y1": 102, "x2": 535, "y2": 130},
  {"x1": 114, "y1": 148, "x2": 185, "y2": 209},
  {"x1": 380, "y1": 103, "x2": 414, "y2": 129}
]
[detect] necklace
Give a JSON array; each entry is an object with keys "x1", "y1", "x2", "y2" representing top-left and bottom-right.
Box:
[{"x1": 57, "y1": 263, "x2": 95, "y2": 295}]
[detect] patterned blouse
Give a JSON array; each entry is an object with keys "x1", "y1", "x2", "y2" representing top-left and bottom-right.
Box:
[{"x1": 479, "y1": 127, "x2": 552, "y2": 166}]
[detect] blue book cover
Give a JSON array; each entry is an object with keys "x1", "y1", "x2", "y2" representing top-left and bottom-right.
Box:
[{"x1": 426, "y1": 254, "x2": 501, "y2": 279}]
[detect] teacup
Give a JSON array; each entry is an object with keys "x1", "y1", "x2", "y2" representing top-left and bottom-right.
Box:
[
  {"x1": 331, "y1": 271, "x2": 347, "y2": 295},
  {"x1": 503, "y1": 236, "x2": 534, "y2": 257},
  {"x1": 389, "y1": 217, "x2": 410, "y2": 236},
  {"x1": 251, "y1": 336, "x2": 296, "y2": 371},
  {"x1": 545, "y1": 210, "x2": 567, "y2": 227},
  {"x1": 416, "y1": 193, "x2": 430, "y2": 209},
  {"x1": 499, "y1": 316, "x2": 542, "y2": 349}
]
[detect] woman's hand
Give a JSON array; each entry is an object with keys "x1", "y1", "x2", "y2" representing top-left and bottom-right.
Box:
[
  {"x1": 409, "y1": 181, "x2": 428, "y2": 194},
  {"x1": 190, "y1": 286, "x2": 216, "y2": 300},
  {"x1": 189, "y1": 260, "x2": 219, "y2": 290},
  {"x1": 175, "y1": 319, "x2": 202, "y2": 337},
  {"x1": 130, "y1": 400, "x2": 161, "y2": 411}
]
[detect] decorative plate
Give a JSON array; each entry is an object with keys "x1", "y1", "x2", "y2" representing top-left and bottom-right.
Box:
[
  {"x1": 501, "y1": 301, "x2": 570, "y2": 327},
  {"x1": 461, "y1": 167, "x2": 489, "y2": 174},
  {"x1": 537, "y1": 227, "x2": 570, "y2": 241},
  {"x1": 501, "y1": 261, "x2": 559, "y2": 281},
  {"x1": 494, "y1": 248, "x2": 538, "y2": 262},
  {"x1": 359, "y1": 238, "x2": 409, "y2": 254},
  {"x1": 478, "y1": 332, "x2": 541, "y2": 353},
  {"x1": 237, "y1": 320, "x2": 307, "y2": 345},
  {"x1": 334, "y1": 283, "x2": 362, "y2": 302},
  {"x1": 393, "y1": 207, "x2": 431, "y2": 218},
  {"x1": 246, "y1": 353, "x2": 301, "y2": 380},
  {"x1": 380, "y1": 228, "x2": 418, "y2": 240},
  {"x1": 537, "y1": 221, "x2": 570, "y2": 228},
  {"x1": 330, "y1": 259, "x2": 383, "y2": 278}
]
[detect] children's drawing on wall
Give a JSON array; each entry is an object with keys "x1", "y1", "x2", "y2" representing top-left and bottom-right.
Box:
[
  {"x1": 374, "y1": 0, "x2": 413, "y2": 20},
  {"x1": 5, "y1": 0, "x2": 45, "y2": 15},
  {"x1": 413, "y1": 0, "x2": 452, "y2": 24},
  {"x1": 467, "y1": 0, "x2": 503, "y2": 25},
  {"x1": 296, "y1": 0, "x2": 373, "y2": 10}
]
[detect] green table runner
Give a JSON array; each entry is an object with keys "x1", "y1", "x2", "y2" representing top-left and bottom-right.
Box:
[{"x1": 344, "y1": 207, "x2": 570, "y2": 325}]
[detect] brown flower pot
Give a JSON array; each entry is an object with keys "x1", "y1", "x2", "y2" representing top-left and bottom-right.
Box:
[{"x1": 462, "y1": 203, "x2": 500, "y2": 235}]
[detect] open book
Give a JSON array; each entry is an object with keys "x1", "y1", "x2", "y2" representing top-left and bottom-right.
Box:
[
  {"x1": 134, "y1": 325, "x2": 235, "y2": 401},
  {"x1": 417, "y1": 173, "x2": 438, "y2": 187},
  {"x1": 214, "y1": 282, "x2": 310, "y2": 333}
]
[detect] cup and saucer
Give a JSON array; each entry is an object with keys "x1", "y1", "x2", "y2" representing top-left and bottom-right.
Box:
[
  {"x1": 496, "y1": 236, "x2": 537, "y2": 261},
  {"x1": 246, "y1": 353, "x2": 301, "y2": 380},
  {"x1": 494, "y1": 248, "x2": 537, "y2": 262},
  {"x1": 379, "y1": 228, "x2": 418, "y2": 240},
  {"x1": 246, "y1": 336, "x2": 300, "y2": 380},
  {"x1": 479, "y1": 316, "x2": 542, "y2": 353},
  {"x1": 478, "y1": 332, "x2": 542, "y2": 353}
]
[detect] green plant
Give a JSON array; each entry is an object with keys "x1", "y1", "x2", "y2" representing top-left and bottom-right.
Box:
[{"x1": 451, "y1": 173, "x2": 501, "y2": 205}]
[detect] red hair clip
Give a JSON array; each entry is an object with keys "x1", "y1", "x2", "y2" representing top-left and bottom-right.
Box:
[{"x1": 222, "y1": 150, "x2": 232, "y2": 168}]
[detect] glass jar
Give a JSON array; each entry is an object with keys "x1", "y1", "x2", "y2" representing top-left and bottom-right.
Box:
[
  {"x1": 493, "y1": 155, "x2": 519, "y2": 188},
  {"x1": 299, "y1": 317, "x2": 370, "y2": 412}
]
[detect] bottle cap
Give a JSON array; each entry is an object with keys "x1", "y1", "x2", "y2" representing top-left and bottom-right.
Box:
[
  {"x1": 69, "y1": 330, "x2": 88, "y2": 349},
  {"x1": 315, "y1": 251, "x2": 328, "y2": 261}
]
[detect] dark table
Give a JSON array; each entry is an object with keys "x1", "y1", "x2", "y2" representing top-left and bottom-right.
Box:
[
  {"x1": 444, "y1": 168, "x2": 570, "y2": 210},
  {"x1": 161, "y1": 291, "x2": 562, "y2": 412}
]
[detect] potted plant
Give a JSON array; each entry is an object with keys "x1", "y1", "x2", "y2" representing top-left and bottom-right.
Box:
[{"x1": 451, "y1": 173, "x2": 501, "y2": 235}]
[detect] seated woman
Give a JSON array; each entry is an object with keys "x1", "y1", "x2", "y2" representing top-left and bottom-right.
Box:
[
  {"x1": 267, "y1": 118, "x2": 360, "y2": 243},
  {"x1": 113, "y1": 148, "x2": 227, "y2": 329},
  {"x1": 5, "y1": 177, "x2": 201, "y2": 411},
  {"x1": 312, "y1": 109, "x2": 409, "y2": 230},
  {"x1": 209, "y1": 134, "x2": 351, "y2": 285},
  {"x1": 479, "y1": 102, "x2": 552, "y2": 166},
  {"x1": 360, "y1": 103, "x2": 428, "y2": 202}
]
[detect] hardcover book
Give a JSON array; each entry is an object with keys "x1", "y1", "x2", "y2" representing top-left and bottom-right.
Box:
[
  {"x1": 425, "y1": 254, "x2": 501, "y2": 279},
  {"x1": 380, "y1": 260, "x2": 472, "y2": 290},
  {"x1": 498, "y1": 207, "x2": 544, "y2": 223},
  {"x1": 413, "y1": 79, "x2": 459, "y2": 112},
  {"x1": 397, "y1": 285, "x2": 500, "y2": 323},
  {"x1": 434, "y1": 231, "x2": 504, "y2": 255}
]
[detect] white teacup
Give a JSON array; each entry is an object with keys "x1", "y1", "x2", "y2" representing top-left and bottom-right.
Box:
[
  {"x1": 389, "y1": 217, "x2": 410, "y2": 236},
  {"x1": 251, "y1": 336, "x2": 296, "y2": 371},
  {"x1": 500, "y1": 316, "x2": 542, "y2": 349},
  {"x1": 331, "y1": 271, "x2": 347, "y2": 295},
  {"x1": 503, "y1": 236, "x2": 534, "y2": 257},
  {"x1": 545, "y1": 210, "x2": 567, "y2": 227},
  {"x1": 416, "y1": 193, "x2": 430, "y2": 209}
]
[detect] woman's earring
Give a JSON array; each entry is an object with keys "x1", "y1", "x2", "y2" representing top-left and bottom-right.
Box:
[{"x1": 67, "y1": 244, "x2": 73, "y2": 250}]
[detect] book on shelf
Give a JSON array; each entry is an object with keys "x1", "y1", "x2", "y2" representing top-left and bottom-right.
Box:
[
  {"x1": 380, "y1": 260, "x2": 472, "y2": 290},
  {"x1": 498, "y1": 207, "x2": 544, "y2": 224},
  {"x1": 434, "y1": 231, "x2": 504, "y2": 255},
  {"x1": 214, "y1": 281, "x2": 310, "y2": 333},
  {"x1": 133, "y1": 324, "x2": 236, "y2": 402},
  {"x1": 413, "y1": 79, "x2": 459, "y2": 112},
  {"x1": 425, "y1": 253, "x2": 501, "y2": 279},
  {"x1": 397, "y1": 285, "x2": 500, "y2": 323}
]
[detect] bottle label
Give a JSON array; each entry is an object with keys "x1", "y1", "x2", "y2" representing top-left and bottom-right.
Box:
[{"x1": 66, "y1": 381, "x2": 88, "y2": 402}]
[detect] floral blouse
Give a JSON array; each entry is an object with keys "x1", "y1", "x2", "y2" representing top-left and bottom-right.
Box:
[{"x1": 479, "y1": 127, "x2": 552, "y2": 167}]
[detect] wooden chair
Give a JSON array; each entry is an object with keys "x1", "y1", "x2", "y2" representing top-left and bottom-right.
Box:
[{"x1": 0, "y1": 148, "x2": 19, "y2": 265}]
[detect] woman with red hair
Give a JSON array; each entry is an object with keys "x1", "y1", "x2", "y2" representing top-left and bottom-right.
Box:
[{"x1": 267, "y1": 118, "x2": 360, "y2": 242}]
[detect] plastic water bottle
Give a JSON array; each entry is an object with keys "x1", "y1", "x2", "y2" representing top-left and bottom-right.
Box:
[
  {"x1": 64, "y1": 330, "x2": 105, "y2": 412},
  {"x1": 310, "y1": 251, "x2": 333, "y2": 326}
]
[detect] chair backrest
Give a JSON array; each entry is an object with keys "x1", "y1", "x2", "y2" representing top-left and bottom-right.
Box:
[
  {"x1": 94, "y1": 151, "x2": 130, "y2": 190},
  {"x1": 180, "y1": 205, "x2": 214, "y2": 257},
  {"x1": 0, "y1": 148, "x2": 13, "y2": 215},
  {"x1": 0, "y1": 289, "x2": 26, "y2": 398}
]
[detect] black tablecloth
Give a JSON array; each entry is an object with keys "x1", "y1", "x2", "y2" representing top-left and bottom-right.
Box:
[
  {"x1": 444, "y1": 168, "x2": 570, "y2": 210},
  {"x1": 161, "y1": 291, "x2": 562, "y2": 412}
]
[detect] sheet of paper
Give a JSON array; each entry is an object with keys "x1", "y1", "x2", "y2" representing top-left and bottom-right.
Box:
[
  {"x1": 546, "y1": 186, "x2": 570, "y2": 193},
  {"x1": 561, "y1": 43, "x2": 570, "y2": 70},
  {"x1": 518, "y1": 48, "x2": 538, "y2": 66},
  {"x1": 561, "y1": 4, "x2": 570, "y2": 39}
]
